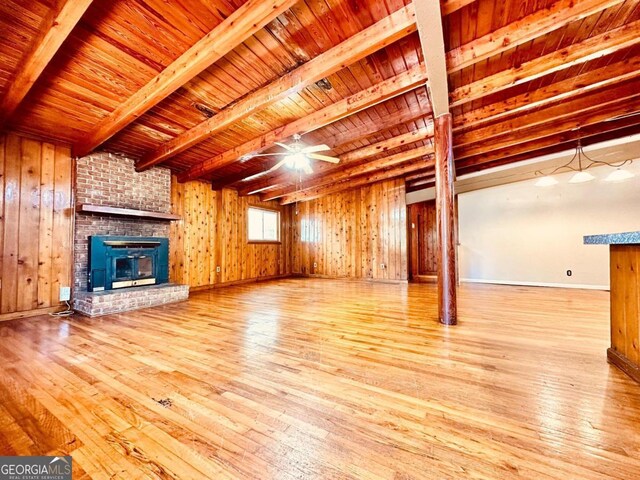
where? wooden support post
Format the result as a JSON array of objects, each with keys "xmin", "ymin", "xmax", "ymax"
[{"xmin": 434, "ymin": 113, "xmax": 457, "ymax": 325}]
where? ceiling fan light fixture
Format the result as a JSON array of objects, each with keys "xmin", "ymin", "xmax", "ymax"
[
  {"xmin": 568, "ymin": 171, "xmax": 595, "ymax": 184},
  {"xmin": 604, "ymin": 168, "xmax": 635, "ymax": 182},
  {"xmin": 534, "ymin": 176, "xmax": 559, "ymax": 187},
  {"xmin": 285, "ymin": 152, "xmax": 309, "ymax": 170}
]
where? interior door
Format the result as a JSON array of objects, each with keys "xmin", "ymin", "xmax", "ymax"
[{"xmin": 408, "ymin": 200, "xmax": 438, "ymax": 280}]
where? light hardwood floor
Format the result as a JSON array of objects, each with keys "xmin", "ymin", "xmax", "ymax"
[{"xmin": 1, "ymin": 279, "xmax": 639, "ymax": 479}]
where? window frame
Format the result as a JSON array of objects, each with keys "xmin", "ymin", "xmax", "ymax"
[{"xmin": 247, "ymin": 205, "xmax": 281, "ymax": 244}]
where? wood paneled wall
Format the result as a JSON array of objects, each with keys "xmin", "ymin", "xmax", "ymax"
[
  {"xmin": 291, "ymin": 179, "xmax": 407, "ymax": 281},
  {"xmin": 170, "ymin": 178, "xmax": 293, "ymax": 288},
  {"xmin": 0, "ymin": 133, "xmax": 73, "ymax": 317}
]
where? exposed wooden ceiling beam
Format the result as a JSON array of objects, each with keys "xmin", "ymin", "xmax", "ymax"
[
  {"xmin": 0, "ymin": 0, "xmax": 93, "ymax": 128},
  {"xmin": 441, "ymin": 0, "xmax": 475, "ymax": 16},
  {"xmin": 278, "ymin": 161, "xmax": 435, "ymax": 204},
  {"xmin": 455, "ymin": 103, "xmax": 640, "ymax": 168},
  {"xmin": 453, "ymin": 56, "xmax": 640, "ymax": 132},
  {"xmin": 236, "ymin": 126, "xmax": 434, "ymax": 195},
  {"xmin": 318, "ymin": 102, "xmax": 432, "ymax": 150},
  {"xmin": 406, "ymin": 120, "xmax": 640, "ymax": 188},
  {"xmin": 450, "ymin": 19, "xmax": 640, "ymax": 107},
  {"xmin": 339, "ymin": 128, "xmax": 433, "ymax": 162},
  {"xmin": 73, "ymin": 0, "xmax": 299, "ymax": 157},
  {"xmin": 178, "ymin": 62, "xmax": 428, "ymax": 182},
  {"xmin": 447, "ymin": 0, "xmax": 623, "ymax": 73},
  {"xmin": 405, "ymin": 170, "xmax": 432, "ymax": 182},
  {"xmin": 455, "ymin": 122, "xmax": 640, "ymax": 176},
  {"xmin": 407, "ymin": 178, "xmax": 435, "ymax": 191},
  {"xmin": 262, "ymin": 145, "xmax": 434, "ymax": 201},
  {"xmin": 455, "ymin": 80, "xmax": 640, "ymax": 148},
  {"xmin": 218, "ymin": 102, "xmax": 433, "ymax": 193},
  {"xmin": 415, "ymin": 0, "xmax": 449, "ymax": 117},
  {"xmin": 455, "ymin": 89, "xmax": 640, "ymax": 160},
  {"xmin": 136, "ymin": 4, "xmax": 418, "ymax": 171}
]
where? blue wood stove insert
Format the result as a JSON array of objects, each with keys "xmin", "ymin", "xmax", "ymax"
[{"xmin": 88, "ymin": 235, "xmax": 169, "ymax": 292}]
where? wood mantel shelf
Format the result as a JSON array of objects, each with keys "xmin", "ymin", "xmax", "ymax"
[{"xmin": 76, "ymin": 204, "xmax": 182, "ymax": 221}]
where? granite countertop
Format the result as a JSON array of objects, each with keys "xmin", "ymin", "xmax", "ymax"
[{"xmin": 584, "ymin": 231, "xmax": 640, "ymax": 245}]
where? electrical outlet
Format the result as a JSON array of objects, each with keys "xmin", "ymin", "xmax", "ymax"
[
  {"xmin": 216, "ymin": 265, "xmax": 221, "ymax": 273},
  {"xmin": 59, "ymin": 286, "xmax": 71, "ymax": 302},
  {"xmin": 313, "ymin": 262, "xmax": 317, "ymax": 268}
]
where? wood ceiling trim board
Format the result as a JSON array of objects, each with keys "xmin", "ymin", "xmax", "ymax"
[
  {"xmin": 278, "ymin": 160, "xmax": 435, "ymax": 204},
  {"xmin": 450, "ymin": 18, "xmax": 640, "ymax": 107},
  {"xmin": 262, "ymin": 144, "xmax": 434, "ymax": 201},
  {"xmin": 447, "ymin": 0, "xmax": 626, "ymax": 73},
  {"xmin": 0, "ymin": 0, "xmax": 94, "ymax": 128},
  {"xmin": 453, "ymin": 55, "xmax": 640, "ymax": 131},
  {"xmin": 73, "ymin": 0, "xmax": 300, "ymax": 157},
  {"xmin": 137, "ymin": 4, "xmax": 418, "ymax": 171},
  {"xmin": 455, "ymin": 93, "xmax": 640, "ymax": 161},
  {"xmin": 250, "ymin": 27, "xmax": 299, "ymax": 72},
  {"xmin": 236, "ymin": 126, "xmax": 434, "ymax": 195},
  {"xmin": 177, "ymin": 62, "xmax": 428, "ymax": 182}
]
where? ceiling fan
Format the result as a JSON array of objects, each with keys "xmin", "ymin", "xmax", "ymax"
[{"xmin": 249, "ymin": 134, "xmax": 339, "ymax": 175}]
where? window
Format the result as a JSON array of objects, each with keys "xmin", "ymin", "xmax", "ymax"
[{"xmin": 248, "ymin": 207, "xmax": 280, "ymax": 242}]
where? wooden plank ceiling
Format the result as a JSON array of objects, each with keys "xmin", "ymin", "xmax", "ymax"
[{"xmin": 1, "ymin": 0, "xmax": 639, "ymax": 202}]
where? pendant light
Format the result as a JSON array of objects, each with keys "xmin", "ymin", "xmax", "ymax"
[
  {"xmin": 534, "ymin": 129, "xmax": 633, "ymax": 186},
  {"xmin": 604, "ymin": 168, "xmax": 635, "ymax": 182},
  {"xmin": 534, "ymin": 176, "xmax": 559, "ymax": 187},
  {"xmin": 568, "ymin": 171, "xmax": 595, "ymax": 183}
]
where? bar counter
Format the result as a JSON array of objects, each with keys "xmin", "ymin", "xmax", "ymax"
[{"xmin": 585, "ymin": 231, "xmax": 640, "ymax": 383}]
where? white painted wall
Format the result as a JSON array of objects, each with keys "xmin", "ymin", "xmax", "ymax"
[{"xmin": 458, "ymin": 164, "xmax": 640, "ymax": 290}]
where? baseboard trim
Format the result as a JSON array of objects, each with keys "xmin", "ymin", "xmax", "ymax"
[
  {"xmin": 0, "ymin": 306, "xmax": 66, "ymax": 322},
  {"xmin": 608, "ymin": 348, "xmax": 640, "ymax": 384},
  {"xmin": 410, "ymin": 274, "xmax": 437, "ymax": 284},
  {"xmin": 460, "ymin": 278, "xmax": 609, "ymax": 291},
  {"xmin": 293, "ymin": 273, "xmax": 408, "ymax": 284},
  {"xmin": 189, "ymin": 274, "xmax": 292, "ymax": 292}
]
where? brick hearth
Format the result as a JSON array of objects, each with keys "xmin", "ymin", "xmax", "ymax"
[{"xmin": 74, "ymin": 283, "xmax": 189, "ymax": 317}]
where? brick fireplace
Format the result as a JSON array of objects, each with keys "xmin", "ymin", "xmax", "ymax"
[{"xmin": 73, "ymin": 152, "xmax": 188, "ymax": 316}]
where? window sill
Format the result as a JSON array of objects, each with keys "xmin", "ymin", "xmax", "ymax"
[{"xmin": 248, "ymin": 240, "xmax": 282, "ymax": 245}]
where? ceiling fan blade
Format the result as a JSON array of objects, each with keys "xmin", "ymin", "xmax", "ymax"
[
  {"xmin": 269, "ymin": 158, "xmax": 289, "ymax": 172},
  {"xmin": 308, "ymin": 153, "xmax": 340, "ymax": 163},
  {"xmin": 301, "ymin": 144, "xmax": 331, "ymax": 153},
  {"xmin": 251, "ymin": 152, "xmax": 289, "ymax": 157},
  {"xmin": 303, "ymin": 163, "xmax": 313, "ymax": 174},
  {"xmin": 274, "ymin": 142, "xmax": 294, "ymax": 151},
  {"xmin": 241, "ymin": 171, "xmax": 269, "ymax": 182}
]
